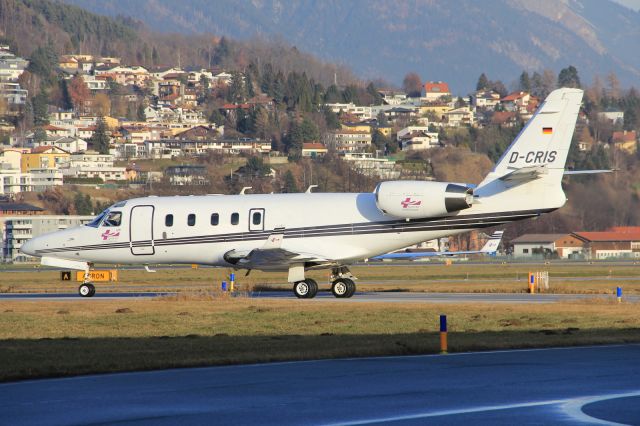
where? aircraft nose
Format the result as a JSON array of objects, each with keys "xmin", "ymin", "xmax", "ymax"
[{"xmin": 20, "ymin": 238, "xmax": 37, "ymax": 256}]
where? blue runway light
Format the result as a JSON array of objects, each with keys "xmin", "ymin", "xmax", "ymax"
[
  {"xmin": 222, "ymin": 281, "xmax": 227, "ymax": 291},
  {"xmin": 440, "ymin": 314, "xmax": 447, "ymax": 333}
]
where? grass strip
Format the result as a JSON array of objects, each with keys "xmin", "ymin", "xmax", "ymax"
[{"xmin": 1, "ymin": 297, "xmax": 639, "ymax": 382}]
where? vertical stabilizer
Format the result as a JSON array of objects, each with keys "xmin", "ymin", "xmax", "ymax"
[{"xmin": 479, "ymin": 88, "xmax": 583, "ymax": 188}]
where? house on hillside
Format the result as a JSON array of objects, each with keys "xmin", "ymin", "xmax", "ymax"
[
  {"xmin": 472, "ymin": 90, "xmax": 501, "ymax": 109},
  {"xmin": 511, "ymin": 234, "xmax": 585, "ymax": 258},
  {"xmin": 423, "ymin": 81, "xmax": 451, "ymax": 102},
  {"xmin": 302, "ymin": 143, "xmax": 328, "ymax": 158},
  {"xmin": 175, "ymin": 126, "xmax": 220, "ymax": 141},
  {"xmin": 572, "ymin": 231, "xmax": 640, "ymax": 259},
  {"xmin": 611, "ymin": 130, "xmax": 637, "ymax": 154},
  {"xmin": 21, "ymin": 146, "xmax": 70, "ymax": 172}
]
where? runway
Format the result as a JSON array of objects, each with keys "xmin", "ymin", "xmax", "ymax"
[
  {"xmin": 1, "ymin": 290, "xmax": 637, "ymax": 303},
  {"xmin": 1, "ymin": 344, "xmax": 639, "ymax": 425}
]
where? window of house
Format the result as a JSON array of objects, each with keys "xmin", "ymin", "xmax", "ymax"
[
  {"xmin": 523, "ymin": 248, "xmax": 529, "ymax": 254},
  {"xmin": 231, "ymin": 213, "xmax": 239, "ymax": 225},
  {"xmin": 165, "ymin": 214, "xmax": 173, "ymax": 227},
  {"xmin": 188, "ymin": 214, "xmax": 196, "ymax": 226},
  {"xmin": 211, "ymin": 213, "xmax": 219, "ymax": 226}
]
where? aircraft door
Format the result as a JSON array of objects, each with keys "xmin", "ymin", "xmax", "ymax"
[
  {"xmin": 130, "ymin": 205, "xmax": 155, "ymax": 255},
  {"xmin": 249, "ymin": 208, "xmax": 265, "ymax": 232}
]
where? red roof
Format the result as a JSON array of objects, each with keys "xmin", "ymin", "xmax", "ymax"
[
  {"xmin": 222, "ymin": 103, "xmax": 251, "ymax": 109},
  {"xmin": 501, "ymin": 91, "xmax": 529, "ymax": 102},
  {"xmin": 424, "ymin": 81, "xmax": 450, "ymax": 93},
  {"xmin": 612, "ymin": 131, "xmax": 637, "ymax": 143},
  {"xmin": 302, "ymin": 143, "xmax": 326, "ymax": 150},
  {"xmin": 31, "ymin": 146, "xmax": 69, "ymax": 154},
  {"xmin": 574, "ymin": 232, "xmax": 640, "ymax": 242},
  {"xmin": 609, "ymin": 226, "xmax": 640, "ymax": 233},
  {"xmin": 43, "ymin": 125, "xmax": 65, "ymax": 131},
  {"xmin": 491, "ymin": 111, "xmax": 517, "ymax": 125}
]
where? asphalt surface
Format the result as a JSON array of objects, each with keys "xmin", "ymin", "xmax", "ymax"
[
  {"xmin": 1, "ymin": 344, "xmax": 639, "ymax": 425},
  {"xmin": 1, "ymin": 290, "xmax": 636, "ymax": 304}
]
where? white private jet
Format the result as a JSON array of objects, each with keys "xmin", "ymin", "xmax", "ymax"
[
  {"xmin": 372, "ymin": 230, "xmax": 503, "ymax": 260},
  {"xmin": 22, "ymin": 88, "xmax": 585, "ymax": 299}
]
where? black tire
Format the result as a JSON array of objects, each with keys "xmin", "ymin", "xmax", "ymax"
[
  {"xmin": 306, "ymin": 279, "xmax": 318, "ymax": 299},
  {"xmin": 293, "ymin": 280, "xmax": 310, "ymax": 299},
  {"xmin": 331, "ymin": 279, "xmax": 349, "ymax": 298},
  {"xmin": 78, "ymin": 283, "xmax": 94, "ymax": 297},
  {"xmin": 344, "ymin": 279, "xmax": 356, "ymax": 298}
]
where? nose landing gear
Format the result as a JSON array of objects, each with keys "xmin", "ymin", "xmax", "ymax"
[
  {"xmin": 78, "ymin": 269, "xmax": 96, "ymax": 297},
  {"xmin": 78, "ymin": 282, "xmax": 96, "ymax": 297}
]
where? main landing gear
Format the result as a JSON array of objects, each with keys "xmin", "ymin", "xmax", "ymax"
[{"xmin": 291, "ymin": 266, "xmax": 357, "ymax": 299}]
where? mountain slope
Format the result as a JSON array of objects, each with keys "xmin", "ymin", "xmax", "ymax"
[{"xmin": 61, "ymin": 0, "xmax": 640, "ymax": 93}]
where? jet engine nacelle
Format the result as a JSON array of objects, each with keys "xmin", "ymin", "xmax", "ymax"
[{"xmin": 374, "ymin": 181, "xmax": 474, "ymax": 219}]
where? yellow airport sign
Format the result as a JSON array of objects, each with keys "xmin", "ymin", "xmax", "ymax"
[{"xmin": 74, "ymin": 270, "xmax": 118, "ymax": 282}]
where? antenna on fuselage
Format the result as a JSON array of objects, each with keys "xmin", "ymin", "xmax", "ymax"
[
  {"xmin": 305, "ymin": 185, "xmax": 318, "ymax": 193},
  {"xmin": 239, "ymin": 187, "xmax": 252, "ymax": 194}
]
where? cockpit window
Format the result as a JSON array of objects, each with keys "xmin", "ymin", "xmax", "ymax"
[
  {"xmin": 103, "ymin": 211, "xmax": 122, "ymax": 227},
  {"xmin": 86, "ymin": 210, "xmax": 107, "ymax": 228}
]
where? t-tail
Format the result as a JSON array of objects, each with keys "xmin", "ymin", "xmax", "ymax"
[
  {"xmin": 475, "ymin": 88, "xmax": 584, "ymax": 212},
  {"xmin": 480, "ymin": 230, "xmax": 504, "ymax": 254}
]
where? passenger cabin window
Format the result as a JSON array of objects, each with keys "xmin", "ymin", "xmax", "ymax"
[
  {"xmin": 252, "ymin": 211, "xmax": 262, "ymax": 226},
  {"xmin": 231, "ymin": 212, "xmax": 239, "ymax": 225},
  {"xmin": 211, "ymin": 213, "xmax": 219, "ymax": 226},
  {"xmin": 165, "ymin": 214, "xmax": 173, "ymax": 227},
  {"xmin": 188, "ymin": 214, "xmax": 196, "ymax": 226},
  {"xmin": 102, "ymin": 211, "xmax": 122, "ymax": 227}
]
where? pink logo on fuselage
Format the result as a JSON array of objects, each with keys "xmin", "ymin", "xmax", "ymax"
[
  {"xmin": 101, "ymin": 229, "xmax": 120, "ymax": 240},
  {"xmin": 401, "ymin": 197, "xmax": 422, "ymax": 209}
]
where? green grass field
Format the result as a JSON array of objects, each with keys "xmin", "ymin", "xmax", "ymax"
[
  {"xmin": 1, "ymin": 296, "xmax": 639, "ymax": 382},
  {"xmin": 1, "ymin": 261, "xmax": 639, "ymax": 382}
]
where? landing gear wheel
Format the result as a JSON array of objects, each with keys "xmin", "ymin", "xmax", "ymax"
[
  {"xmin": 293, "ymin": 279, "xmax": 318, "ymax": 299},
  {"xmin": 332, "ymin": 279, "xmax": 349, "ymax": 298},
  {"xmin": 344, "ymin": 279, "xmax": 356, "ymax": 298},
  {"xmin": 79, "ymin": 283, "xmax": 95, "ymax": 298},
  {"xmin": 293, "ymin": 280, "xmax": 309, "ymax": 299}
]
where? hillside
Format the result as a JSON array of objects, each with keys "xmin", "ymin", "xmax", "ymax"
[
  {"xmin": 0, "ymin": 0, "xmax": 356, "ymax": 87},
  {"xmin": 62, "ymin": 0, "xmax": 640, "ymax": 93}
]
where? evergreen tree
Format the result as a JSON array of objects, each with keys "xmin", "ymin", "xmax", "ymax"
[
  {"xmin": 27, "ymin": 45, "xmax": 58, "ymax": 86},
  {"xmin": 476, "ymin": 73, "xmax": 489, "ymax": 91},
  {"xmin": 227, "ymin": 71, "xmax": 247, "ymax": 103},
  {"xmin": 32, "ymin": 89, "xmax": 50, "ymax": 126},
  {"xmin": 366, "ymin": 82, "xmax": 384, "ymax": 105},
  {"xmin": 74, "ymin": 193, "xmax": 93, "ymax": 215},
  {"xmin": 324, "ymin": 84, "xmax": 342, "ymax": 103},
  {"xmin": 90, "ymin": 118, "xmax": 110, "ymax": 154},
  {"xmin": 519, "ymin": 71, "xmax": 531, "ymax": 92},
  {"xmin": 558, "ymin": 66, "xmax": 581, "ymax": 88},
  {"xmin": 283, "ymin": 170, "xmax": 298, "ymax": 193},
  {"xmin": 324, "ymin": 107, "xmax": 341, "ymax": 129}
]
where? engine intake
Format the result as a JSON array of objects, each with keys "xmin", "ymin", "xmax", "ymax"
[{"xmin": 374, "ymin": 181, "xmax": 473, "ymax": 219}]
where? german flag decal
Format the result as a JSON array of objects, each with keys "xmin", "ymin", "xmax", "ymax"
[{"xmin": 542, "ymin": 127, "xmax": 553, "ymax": 134}]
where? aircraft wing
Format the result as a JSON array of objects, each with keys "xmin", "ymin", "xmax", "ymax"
[
  {"xmin": 372, "ymin": 231, "xmax": 504, "ymax": 260},
  {"xmin": 223, "ymin": 228, "xmax": 330, "ymax": 270}
]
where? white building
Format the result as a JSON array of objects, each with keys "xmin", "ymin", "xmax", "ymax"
[
  {"xmin": 324, "ymin": 103, "xmax": 373, "ymax": 120},
  {"xmin": 323, "ymin": 130, "xmax": 372, "ymax": 153},
  {"xmin": 340, "ymin": 152, "xmax": 400, "ymax": 179},
  {"xmin": 0, "ymin": 168, "xmax": 63, "ymax": 195},
  {"xmin": 1, "ymin": 214, "xmax": 93, "ymax": 262},
  {"xmin": 59, "ymin": 152, "xmax": 127, "ymax": 181},
  {"xmin": 32, "ymin": 136, "xmax": 88, "ymax": 153}
]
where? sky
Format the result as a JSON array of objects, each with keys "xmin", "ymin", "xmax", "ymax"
[{"xmin": 612, "ymin": 0, "xmax": 640, "ymax": 10}]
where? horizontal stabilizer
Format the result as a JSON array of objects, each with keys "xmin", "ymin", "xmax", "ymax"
[
  {"xmin": 563, "ymin": 169, "xmax": 615, "ymax": 175},
  {"xmin": 499, "ymin": 165, "xmax": 548, "ymax": 183}
]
